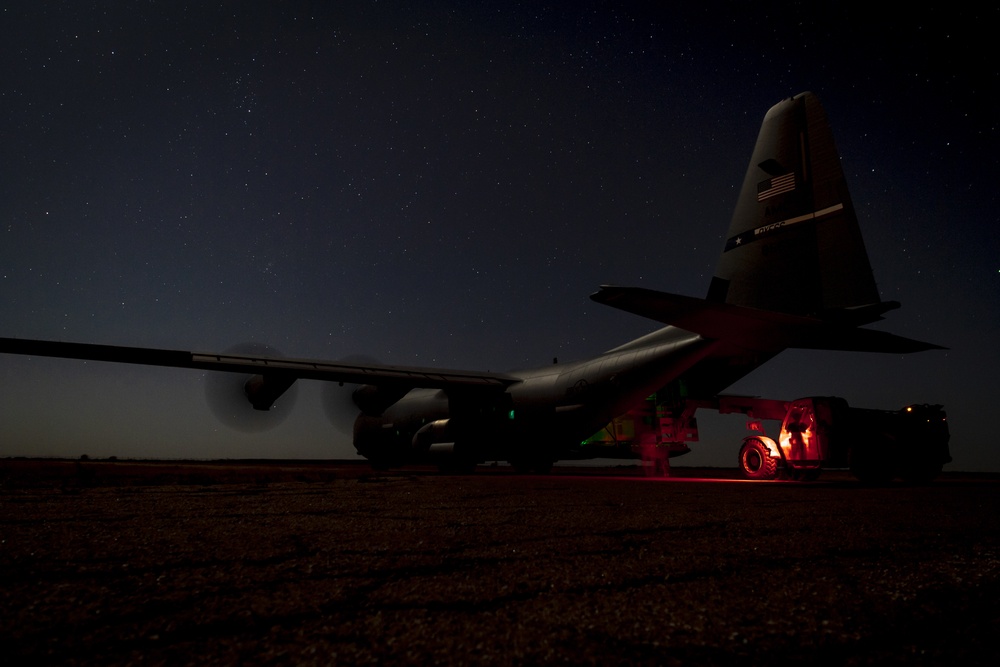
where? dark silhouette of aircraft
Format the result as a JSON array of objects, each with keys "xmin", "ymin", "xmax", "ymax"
[{"xmin": 0, "ymin": 92, "xmax": 941, "ymax": 471}]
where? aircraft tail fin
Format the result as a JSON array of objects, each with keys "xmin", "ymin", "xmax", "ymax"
[
  {"xmin": 592, "ymin": 92, "xmax": 943, "ymax": 355},
  {"xmin": 706, "ymin": 92, "xmax": 882, "ymax": 319}
]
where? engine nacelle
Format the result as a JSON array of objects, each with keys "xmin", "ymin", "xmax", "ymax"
[
  {"xmin": 243, "ymin": 373, "xmax": 296, "ymax": 411},
  {"xmin": 411, "ymin": 419, "xmax": 452, "ymax": 452}
]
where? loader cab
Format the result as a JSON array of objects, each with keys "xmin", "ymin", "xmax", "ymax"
[{"xmin": 777, "ymin": 397, "xmax": 842, "ymax": 467}]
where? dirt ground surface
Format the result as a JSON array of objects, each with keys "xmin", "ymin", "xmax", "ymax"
[{"xmin": 2, "ymin": 460, "xmax": 999, "ymax": 665}]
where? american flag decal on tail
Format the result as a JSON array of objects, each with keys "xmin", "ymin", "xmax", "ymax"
[{"xmin": 757, "ymin": 173, "xmax": 795, "ymax": 201}]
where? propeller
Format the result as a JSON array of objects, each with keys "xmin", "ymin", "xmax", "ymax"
[
  {"xmin": 321, "ymin": 354, "xmax": 378, "ymax": 434},
  {"xmin": 204, "ymin": 342, "xmax": 299, "ymax": 433}
]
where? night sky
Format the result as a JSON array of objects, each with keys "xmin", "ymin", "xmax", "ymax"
[{"xmin": 2, "ymin": 2, "xmax": 997, "ymax": 470}]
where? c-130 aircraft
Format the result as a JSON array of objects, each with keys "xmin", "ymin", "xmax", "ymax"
[{"xmin": 0, "ymin": 92, "xmax": 941, "ymax": 472}]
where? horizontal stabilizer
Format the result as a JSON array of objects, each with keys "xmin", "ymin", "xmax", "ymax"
[
  {"xmin": 591, "ymin": 285, "xmax": 944, "ymax": 354},
  {"xmin": 792, "ymin": 327, "xmax": 947, "ymax": 354}
]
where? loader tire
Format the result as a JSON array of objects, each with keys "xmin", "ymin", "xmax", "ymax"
[
  {"xmin": 739, "ymin": 438, "xmax": 778, "ymax": 480},
  {"xmin": 898, "ymin": 459, "xmax": 942, "ymax": 485},
  {"xmin": 849, "ymin": 445, "xmax": 893, "ymax": 485}
]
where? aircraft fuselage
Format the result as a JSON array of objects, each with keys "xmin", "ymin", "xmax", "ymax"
[{"xmin": 353, "ymin": 326, "xmax": 721, "ymax": 468}]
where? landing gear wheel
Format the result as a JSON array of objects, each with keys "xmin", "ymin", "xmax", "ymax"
[
  {"xmin": 510, "ymin": 458, "xmax": 553, "ymax": 474},
  {"xmin": 438, "ymin": 458, "xmax": 477, "ymax": 474},
  {"xmin": 533, "ymin": 460, "xmax": 554, "ymax": 475},
  {"xmin": 739, "ymin": 438, "xmax": 778, "ymax": 480}
]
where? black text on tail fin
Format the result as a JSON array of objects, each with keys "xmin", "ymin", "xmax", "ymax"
[{"xmin": 707, "ymin": 92, "xmax": 881, "ymax": 318}]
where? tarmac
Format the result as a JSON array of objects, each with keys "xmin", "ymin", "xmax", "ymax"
[{"xmin": 2, "ymin": 460, "xmax": 999, "ymax": 665}]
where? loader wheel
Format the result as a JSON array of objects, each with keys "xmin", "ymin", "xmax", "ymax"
[
  {"xmin": 848, "ymin": 445, "xmax": 892, "ymax": 485},
  {"xmin": 898, "ymin": 462, "xmax": 942, "ymax": 485},
  {"xmin": 739, "ymin": 438, "xmax": 778, "ymax": 480}
]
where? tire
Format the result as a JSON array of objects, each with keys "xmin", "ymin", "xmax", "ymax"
[
  {"xmin": 510, "ymin": 458, "xmax": 553, "ymax": 474},
  {"xmin": 739, "ymin": 438, "xmax": 778, "ymax": 480},
  {"xmin": 848, "ymin": 445, "xmax": 893, "ymax": 485},
  {"xmin": 533, "ymin": 460, "xmax": 554, "ymax": 475},
  {"xmin": 438, "ymin": 460, "xmax": 477, "ymax": 474},
  {"xmin": 898, "ymin": 461, "xmax": 942, "ymax": 485},
  {"xmin": 850, "ymin": 465, "xmax": 892, "ymax": 485}
]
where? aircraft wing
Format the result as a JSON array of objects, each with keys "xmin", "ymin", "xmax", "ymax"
[
  {"xmin": 590, "ymin": 286, "xmax": 945, "ymax": 354},
  {"xmin": 0, "ymin": 337, "xmax": 519, "ymax": 389}
]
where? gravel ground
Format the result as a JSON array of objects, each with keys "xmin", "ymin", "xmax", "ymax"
[{"xmin": 2, "ymin": 464, "xmax": 999, "ymax": 665}]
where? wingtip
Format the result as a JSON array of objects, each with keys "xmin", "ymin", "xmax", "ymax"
[{"xmin": 589, "ymin": 284, "xmax": 619, "ymax": 302}]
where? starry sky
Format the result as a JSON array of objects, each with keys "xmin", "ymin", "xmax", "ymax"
[{"xmin": 2, "ymin": 2, "xmax": 997, "ymax": 470}]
